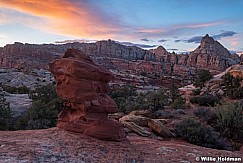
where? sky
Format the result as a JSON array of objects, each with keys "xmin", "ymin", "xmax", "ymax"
[{"xmin": 0, "ymin": 0, "xmax": 243, "ymax": 54}]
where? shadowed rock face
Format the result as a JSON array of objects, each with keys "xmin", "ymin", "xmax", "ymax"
[{"xmin": 49, "ymin": 49, "xmax": 126, "ymax": 141}]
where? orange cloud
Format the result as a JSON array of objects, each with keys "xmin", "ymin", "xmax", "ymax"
[
  {"xmin": 0, "ymin": 1, "xmax": 229, "ymax": 43},
  {"xmin": 0, "ymin": 0, "xmax": 123, "ymax": 39}
]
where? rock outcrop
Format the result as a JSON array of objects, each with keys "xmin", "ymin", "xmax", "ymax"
[
  {"xmin": 0, "ymin": 35, "xmax": 240, "ymax": 88},
  {"xmin": 199, "ymin": 64, "xmax": 243, "ymax": 95},
  {"xmin": 49, "ymin": 49, "xmax": 126, "ymax": 141},
  {"xmin": 188, "ymin": 34, "xmax": 239, "ymax": 71},
  {"xmin": 148, "ymin": 119, "xmax": 175, "ymax": 138}
]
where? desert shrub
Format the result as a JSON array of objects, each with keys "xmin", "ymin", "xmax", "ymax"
[
  {"xmin": 140, "ymin": 71, "xmax": 148, "ymax": 77},
  {"xmin": 117, "ymin": 96, "xmax": 149, "ymax": 114},
  {"xmin": 193, "ymin": 69, "xmax": 213, "ymax": 88},
  {"xmin": 29, "ymin": 83, "xmax": 58, "ymax": 103},
  {"xmin": 14, "ymin": 84, "xmax": 63, "ymax": 130},
  {"xmin": 221, "ymin": 73, "xmax": 243, "ymax": 99},
  {"xmin": 1, "ymin": 85, "xmax": 30, "ymax": 94},
  {"xmin": 193, "ymin": 107, "xmax": 217, "ymax": 125},
  {"xmin": 109, "ymin": 85, "xmax": 140, "ymax": 113},
  {"xmin": 27, "ymin": 119, "xmax": 51, "ymax": 129},
  {"xmin": 145, "ymin": 88, "xmax": 169, "ymax": 111},
  {"xmin": 175, "ymin": 118, "xmax": 230, "ymax": 150},
  {"xmin": 190, "ymin": 94, "xmax": 219, "ymax": 106},
  {"xmin": 109, "ymin": 85, "xmax": 137, "ymax": 99},
  {"xmin": 168, "ymin": 81, "xmax": 180, "ymax": 102},
  {"xmin": 215, "ymin": 102, "xmax": 243, "ymax": 139},
  {"xmin": 192, "ymin": 88, "xmax": 201, "ymax": 95},
  {"xmin": 13, "ymin": 113, "xmax": 28, "ymax": 130},
  {"xmin": 1, "ymin": 85, "xmax": 17, "ymax": 94},
  {"xmin": 109, "ymin": 86, "xmax": 169, "ymax": 113},
  {"xmin": 155, "ymin": 110, "xmax": 174, "ymax": 119},
  {"xmin": 171, "ymin": 97, "xmax": 185, "ymax": 109},
  {"xmin": 17, "ymin": 86, "xmax": 30, "ymax": 94},
  {"xmin": 0, "ymin": 95, "xmax": 12, "ymax": 130}
]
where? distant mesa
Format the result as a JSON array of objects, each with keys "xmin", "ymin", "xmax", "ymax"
[
  {"xmin": 0, "ymin": 34, "xmax": 240, "ymax": 82},
  {"xmin": 49, "ymin": 49, "xmax": 126, "ymax": 141}
]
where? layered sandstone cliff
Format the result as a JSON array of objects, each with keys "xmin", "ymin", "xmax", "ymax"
[
  {"xmin": 187, "ymin": 34, "xmax": 239, "ymax": 70},
  {"xmin": 0, "ymin": 35, "xmax": 240, "ymax": 77}
]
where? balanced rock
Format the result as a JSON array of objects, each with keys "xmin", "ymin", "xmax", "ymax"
[{"xmin": 49, "ymin": 49, "xmax": 126, "ymax": 141}]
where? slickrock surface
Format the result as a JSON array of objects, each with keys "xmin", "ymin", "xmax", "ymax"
[
  {"xmin": 4, "ymin": 93, "xmax": 32, "ymax": 117},
  {"xmin": 0, "ymin": 128, "xmax": 242, "ymax": 163},
  {"xmin": 49, "ymin": 49, "xmax": 125, "ymax": 141}
]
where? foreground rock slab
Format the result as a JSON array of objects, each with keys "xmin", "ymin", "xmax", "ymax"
[
  {"xmin": 49, "ymin": 49, "xmax": 125, "ymax": 141},
  {"xmin": 0, "ymin": 128, "xmax": 242, "ymax": 163}
]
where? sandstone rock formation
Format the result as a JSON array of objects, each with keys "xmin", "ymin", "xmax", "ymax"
[
  {"xmin": 0, "ymin": 35, "xmax": 240, "ymax": 88},
  {"xmin": 0, "ymin": 42, "xmax": 85, "ymax": 71},
  {"xmin": 1, "ymin": 35, "xmax": 239, "ymax": 74},
  {"xmin": 197, "ymin": 64, "xmax": 243, "ymax": 95},
  {"xmin": 49, "ymin": 49, "xmax": 126, "ymax": 141},
  {"xmin": 119, "ymin": 114, "xmax": 149, "ymax": 127},
  {"xmin": 188, "ymin": 34, "xmax": 239, "ymax": 71},
  {"xmin": 148, "ymin": 119, "xmax": 175, "ymax": 138}
]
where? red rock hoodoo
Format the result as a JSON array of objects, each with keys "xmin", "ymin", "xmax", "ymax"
[{"xmin": 49, "ymin": 49, "xmax": 126, "ymax": 141}]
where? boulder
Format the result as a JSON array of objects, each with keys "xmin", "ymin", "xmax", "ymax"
[
  {"xmin": 49, "ymin": 49, "xmax": 126, "ymax": 141},
  {"xmin": 122, "ymin": 122, "xmax": 151, "ymax": 137},
  {"xmin": 148, "ymin": 119, "xmax": 175, "ymax": 138},
  {"xmin": 157, "ymin": 119, "xmax": 170, "ymax": 125},
  {"xmin": 119, "ymin": 114, "xmax": 149, "ymax": 127}
]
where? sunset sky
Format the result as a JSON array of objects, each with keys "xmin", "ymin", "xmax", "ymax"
[{"xmin": 0, "ymin": 0, "xmax": 242, "ymax": 54}]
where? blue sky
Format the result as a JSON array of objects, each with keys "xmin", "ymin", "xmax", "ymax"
[{"xmin": 0, "ymin": 0, "xmax": 242, "ymax": 54}]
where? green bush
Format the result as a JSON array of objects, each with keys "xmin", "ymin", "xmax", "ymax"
[
  {"xmin": 171, "ymin": 97, "xmax": 185, "ymax": 109},
  {"xmin": 13, "ymin": 113, "xmax": 28, "ymax": 130},
  {"xmin": 193, "ymin": 69, "xmax": 213, "ymax": 88},
  {"xmin": 1, "ymin": 85, "xmax": 17, "ymax": 94},
  {"xmin": 193, "ymin": 108, "xmax": 217, "ymax": 125},
  {"xmin": 29, "ymin": 83, "xmax": 58, "ymax": 103},
  {"xmin": 17, "ymin": 86, "xmax": 30, "ymax": 94},
  {"xmin": 190, "ymin": 94, "xmax": 220, "ymax": 106},
  {"xmin": 215, "ymin": 102, "xmax": 243, "ymax": 139},
  {"xmin": 0, "ymin": 95, "xmax": 12, "ymax": 130},
  {"xmin": 192, "ymin": 88, "xmax": 201, "ymax": 95},
  {"xmin": 13, "ymin": 84, "xmax": 63, "ymax": 130},
  {"xmin": 175, "ymin": 118, "xmax": 230, "ymax": 150},
  {"xmin": 1, "ymin": 85, "xmax": 30, "ymax": 94},
  {"xmin": 145, "ymin": 88, "xmax": 169, "ymax": 111},
  {"xmin": 109, "ymin": 86, "xmax": 169, "ymax": 113},
  {"xmin": 221, "ymin": 73, "xmax": 243, "ymax": 99},
  {"xmin": 140, "ymin": 71, "xmax": 148, "ymax": 77}
]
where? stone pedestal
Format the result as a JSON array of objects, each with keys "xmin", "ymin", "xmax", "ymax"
[{"xmin": 49, "ymin": 49, "xmax": 126, "ymax": 141}]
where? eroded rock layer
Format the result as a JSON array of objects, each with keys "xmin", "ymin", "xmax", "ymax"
[{"xmin": 49, "ymin": 49, "xmax": 125, "ymax": 141}]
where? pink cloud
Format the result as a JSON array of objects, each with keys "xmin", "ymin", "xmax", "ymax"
[{"xmin": 176, "ymin": 21, "xmax": 223, "ymax": 29}]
